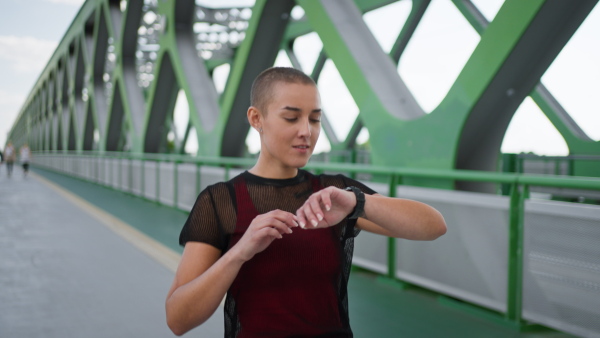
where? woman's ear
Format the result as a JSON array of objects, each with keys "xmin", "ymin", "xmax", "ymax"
[{"xmin": 247, "ymin": 106, "xmax": 262, "ymax": 132}]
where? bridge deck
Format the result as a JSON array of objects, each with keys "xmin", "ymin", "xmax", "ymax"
[{"xmin": 0, "ymin": 166, "xmax": 573, "ymax": 337}]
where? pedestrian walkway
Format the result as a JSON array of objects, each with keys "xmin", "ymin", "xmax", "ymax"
[
  {"xmin": 0, "ymin": 169, "xmax": 222, "ymax": 337},
  {"xmin": 0, "ymin": 166, "xmax": 574, "ymax": 337}
]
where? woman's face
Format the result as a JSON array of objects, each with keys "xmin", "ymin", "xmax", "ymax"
[{"xmin": 259, "ymin": 82, "xmax": 321, "ymax": 171}]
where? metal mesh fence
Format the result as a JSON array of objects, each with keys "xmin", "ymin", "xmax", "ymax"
[
  {"xmin": 394, "ymin": 186, "xmax": 510, "ymax": 312},
  {"xmin": 523, "ymin": 199, "xmax": 600, "ymax": 338}
]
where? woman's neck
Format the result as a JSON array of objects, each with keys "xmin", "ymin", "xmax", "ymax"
[{"xmin": 249, "ymin": 158, "xmax": 298, "ymax": 179}]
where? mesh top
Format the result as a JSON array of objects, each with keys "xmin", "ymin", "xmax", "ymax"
[{"xmin": 179, "ymin": 170, "xmax": 375, "ymax": 337}]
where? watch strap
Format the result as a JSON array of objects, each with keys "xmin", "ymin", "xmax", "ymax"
[{"xmin": 345, "ymin": 186, "xmax": 365, "ymax": 219}]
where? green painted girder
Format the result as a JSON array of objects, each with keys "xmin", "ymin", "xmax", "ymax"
[
  {"xmin": 298, "ymin": 0, "xmax": 424, "ymax": 147},
  {"xmin": 89, "ymin": 1, "xmax": 113, "ymax": 151},
  {"xmin": 77, "ymin": 30, "xmax": 97, "ymax": 151},
  {"xmin": 10, "ymin": 0, "xmax": 251, "ymax": 156},
  {"xmin": 454, "ymin": 0, "xmax": 597, "ymax": 191},
  {"xmin": 310, "ymin": 50, "xmax": 327, "ymax": 80},
  {"xmin": 47, "ymin": 65, "xmax": 56, "ymax": 149},
  {"xmin": 390, "ymin": 0, "xmax": 430, "ymax": 63},
  {"xmin": 216, "ymin": 0, "xmax": 296, "ymax": 157},
  {"xmin": 73, "ymin": 34, "xmax": 87, "ymax": 148},
  {"xmin": 105, "ymin": 0, "xmax": 141, "ymax": 152},
  {"xmin": 283, "ymin": 0, "xmax": 397, "ymax": 42},
  {"xmin": 6, "ymin": 0, "xmax": 599, "ymax": 184},
  {"xmin": 296, "ymin": 0, "xmax": 426, "ymax": 162},
  {"xmin": 530, "ymin": 87, "xmax": 600, "ymax": 177},
  {"xmin": 287, "ymin": 0, "xmax": 429, "ymax": 154},
  {"xmin": 178, "ymin": 122, "xmax": 193, "ymax": 155},
  {"xmin": 283, "ymin": 0, "xmax": 418, "ymax": 153},
  {"xmin": 59, "ymin": 52, "xmax": 73, "ymax": 152},
  {"xmin": 141, "ymin": 0, "xmax": 223, "ymax": 155},
  {"xmin": 453, "ymin": 0, "xmax": 600, "ymax": 178},
  {"xmin": 451, "ymin": 0, "xmax": 487, "ymax": 35},
  {"xmin": 299, "ymin": 0, "xmax": 597, "ymax": 189},
  {"xmin": 341, "ymin": 118, "xmax": 364, "ymax": 150}
]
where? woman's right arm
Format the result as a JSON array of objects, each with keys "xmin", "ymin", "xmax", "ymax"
[
  {"xmin": 165, "ymin": 210, "xmax": 298, "ymax": 336},
  {"xmin": 165, "ymin": 242, "xmax": 242, "ymax": 336}
]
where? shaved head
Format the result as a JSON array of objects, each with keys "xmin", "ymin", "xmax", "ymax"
[{"xmin": 251, "ymin": 67, "xmax": 316, "ymax": 114}]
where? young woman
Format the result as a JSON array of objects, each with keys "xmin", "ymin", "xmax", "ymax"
[{"xmin": 166, "ymin": 67, "xmax": 447, "ymax": 337}]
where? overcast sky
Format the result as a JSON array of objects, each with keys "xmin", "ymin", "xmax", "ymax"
[
  {"xmin": 0, "ymin": 0, "xmax": 83, "ymax": 148},
  {"xmin": 1, "ymin": 0, "xmax": 598, "ymax": 156}
]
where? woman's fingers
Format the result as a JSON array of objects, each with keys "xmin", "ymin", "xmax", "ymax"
[
  {"xmin": 252, "ymin": 210, "xmax": 298, "ymax": 234},
  {"xmin": 236, "ymin": 210, "xmax": 300, "ymax": 260},
  {"xmin": 320, "ymin": 190, "xmax": 332, "ymax": 212},
  {"xmin": 270, "ymin": 218, "xmax": 293, "ymax": 234},
  {"xmin": 255, "ymin": 218, "xmax": 291, "ymax": 235},
  {"xmin": 307, "ymin": 197, "xmax": 325, "ymax": 227},
  {"xmin": 296, "ymin": 191, "xmax": 328, "ymax": 228},
  {"xmin": 269, "ymin": 210, "xmax": 299, "ymax": 231},
  {"xmin": 296, "ymin": 207, "xmax": 308, "ymax": 229},
  {"xmin": 296, "ymin": 187, "xmax": 345, "ymax": 229},
  {"xmin": 308, "ymin": 194, "xmax": 325, "ymax": 227},
  {"xmin": 258, "ymin": 226, "xmax": 283, "ymax": 239}
]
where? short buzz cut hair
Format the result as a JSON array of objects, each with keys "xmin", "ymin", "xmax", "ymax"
[{"xmin": 250, "ymin": 67, "xmax": 316, "ymax": 114}]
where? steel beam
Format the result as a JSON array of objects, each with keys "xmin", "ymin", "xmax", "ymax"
[
  {"xmin": 5, "ymin": 0, "xmax": 599, "ymax": 187},
  {"xmin": 455, "ymin": 0, "xmax": 597, "ymax": 191},
  {"xmin": 217, "ymin": 0, "xmax": 296, "ymax": 157}
]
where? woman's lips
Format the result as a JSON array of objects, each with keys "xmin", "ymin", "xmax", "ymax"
[{"xmin": 293, "ymin": 145, "xmax": 310, "ymax": 153}]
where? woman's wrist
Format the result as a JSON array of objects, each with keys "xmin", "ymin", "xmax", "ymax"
[
  {"xmin": 344, "ymin": 186, "xmax": 365, "ymax": 219},
  {"xmin": 225, "ymin": 245, "xmax": 251, "ymax": 265}
]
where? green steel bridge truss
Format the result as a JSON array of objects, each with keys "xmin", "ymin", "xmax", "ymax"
[{"xmin": 7, "ymin": 0, "xmax": 600, "ymax": 187}]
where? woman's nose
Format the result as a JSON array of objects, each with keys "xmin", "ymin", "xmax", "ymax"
[{"xmin": 298, "ymin": 119, "xmax": 311, "ymax": 137}]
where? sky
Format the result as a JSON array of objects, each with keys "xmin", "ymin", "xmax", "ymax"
[
  {"xmin": 0, "ymin": 0, "xmax": 84, "ymax": 148},
  {"xmin": 1, "ymin": 0, "xmax": 599, "ymax": 156}
]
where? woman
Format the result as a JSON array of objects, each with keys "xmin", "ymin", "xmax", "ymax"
[{"xmin": 166, "ymin": 67, "xmax": 447, "ymax": 337}]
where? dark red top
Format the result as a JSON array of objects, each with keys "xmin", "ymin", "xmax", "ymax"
[{"xmin": 180, "ymin": 170, "xmax": 375, "ymax": 337}]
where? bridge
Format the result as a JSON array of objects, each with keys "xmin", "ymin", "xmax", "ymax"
[{"xmin": 3, "ymin": 0, "xmax": 600, "ymax": 337}]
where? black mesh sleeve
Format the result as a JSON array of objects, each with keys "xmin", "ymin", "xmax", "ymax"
[
  {"xmin": 179, "ymin": 184, "xmax": 228, "ymax": 250},
  {"xmin": 319, "ymin": 174, "xmax": 377, "ymax": 196},
  {"xmin": 339, "ymin": 176, "xmax": 377, "ymax": 196}
]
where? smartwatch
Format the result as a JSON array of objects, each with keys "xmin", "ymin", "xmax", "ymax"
[{"xmin": 345, "ymin": 186, "xmax": 365, "ymax": 219}]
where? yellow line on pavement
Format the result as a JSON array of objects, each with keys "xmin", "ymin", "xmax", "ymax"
[{"xmin": 32, "ymin": 172, "xmax": 181, "ymax": 273}]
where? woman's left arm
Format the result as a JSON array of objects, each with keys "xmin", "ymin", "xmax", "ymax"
[
  {"xmin": 356, "ymin": 194, "xmax": 446, "ymax": 240},
  {"xmin": 296, "ymin": 188, "xmax": 447, "ymax": 241}
]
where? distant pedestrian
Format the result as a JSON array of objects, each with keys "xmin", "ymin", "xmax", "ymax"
[
  {"xmin": 20, "ymin": 144, "xmax": 31, "ymax": 177},
  {"xmin": 4, "ymin": 141, "xmax": 16, "ymax": 178}
]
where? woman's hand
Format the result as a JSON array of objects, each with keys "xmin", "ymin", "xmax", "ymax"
[
  {"xmin": 295, "ymin": 186, "xmax": 356, "ymax": 229},
  {"xmin": 232, "ymin": 209, "xmax": 299, "ymax": 262}
]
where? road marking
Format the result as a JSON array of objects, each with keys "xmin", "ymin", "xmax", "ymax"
[{"xmin": 32, "ymin": 172, "xmax": 181, "ymax": 273}]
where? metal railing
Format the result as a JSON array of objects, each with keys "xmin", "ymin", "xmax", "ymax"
[{"xmin": 31, "ymin": 151, "xmax": 600, "ymax": 334}]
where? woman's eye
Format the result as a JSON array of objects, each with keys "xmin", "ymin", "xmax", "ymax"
[
  {"xmin": 284, "ymin": 118, "xmax": 297, "ymax": 122},
  {"xmin": 310, "ymin": 119, "xmax": 321, "ymax": 123}
]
